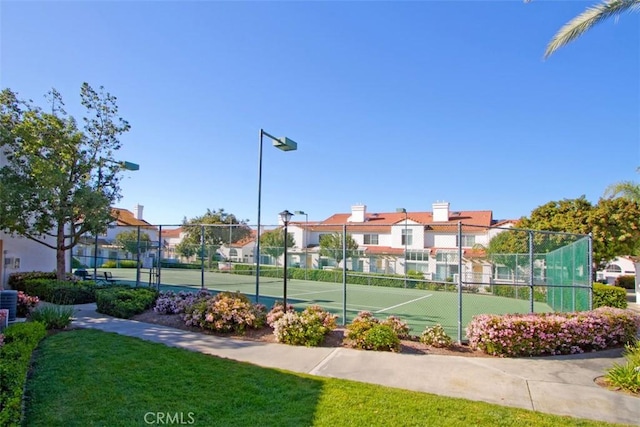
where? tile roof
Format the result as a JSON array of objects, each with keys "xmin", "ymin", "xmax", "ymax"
[
  {"xmin": 160, "ymin": 227, "xmax": 183, "ymax": 238},
  {"xmin": 111, "ymin": 208, "xmax": 157, "ymax": 229}
]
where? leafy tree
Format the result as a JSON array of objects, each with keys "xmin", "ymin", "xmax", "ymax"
[
  {"xmin": 0, "ymin": 84, "xmax": 130, "ymax": 279},
  {"xmin": 175, "ymin": 240, "xmax": 197, "ymax": 260},
  {"xmin": 589, "ymin": 197, "xmax": 640, "ymax": 261},
  {"xmin": 529, "ymin": 0, "xmax": 640, "ymax": 58},
  {"xmin": 176, "ymin": 209, "xmax": 251, "ymax": 265},
  {"xmin": 114, "ymin": 229, "xmax": 152, "ymax": 258},
  {"xmin": 603, "ymin": 168, "xmax": 640, "ymax": 202},
  {"xmin": 487, "ymin": 196, "xmax": 640, "ymax": 274},
  {"xmin": 259, "ymin": 228, "xmax": 295, "ymax": 266},
  {"xmin": 319, "ymin": 232, "xmax": 359, "ymax": 266}
]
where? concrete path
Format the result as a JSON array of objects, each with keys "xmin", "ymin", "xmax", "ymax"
[{"xmin": 71, "ymin": 304, "xmax": 640, "ymax": 426}]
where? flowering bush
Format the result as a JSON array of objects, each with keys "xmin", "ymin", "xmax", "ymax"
[
  {"xmin": 272, "ymin": 305, "xmax": 338, "ymax": 347},
  {"xmin": 420, "ymin": 324, "xmax": 453, "ymax": 348},
  {"xmin": 466, "ymin": 307, "xmax": 640, "ymax": 357},
  {"xmin": 154, "ymin": 290, "xmax": 210, "ymax": 314},
  {"xmin": 381, "ymin": 315, "xmax": 410, "ymax": 339},
  {"xmin": 182, "ymin": 291, "xmax": 266, "ymax": 334},
  {"xmin": 346, "ymin": 311, "xmax": 404, "ymax": 352},
  {"xmin": 0, "ymin": 333, "xmax": 4, "ymax": 347},
  {"xmin": 0, "ymin": 309, "xmax": 7, "ymax": 330},
  {"xmin": 17, "ymin": 291, "xmax": 40, "ymax": 317},
  {"xmin": 266, "ymin": 302, "xmax": 296, "ymax": 327}
]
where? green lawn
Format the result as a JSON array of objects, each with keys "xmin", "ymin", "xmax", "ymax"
[{"xmin": 23, "ymin": 330, "xmax": 625, "ymax": 427}]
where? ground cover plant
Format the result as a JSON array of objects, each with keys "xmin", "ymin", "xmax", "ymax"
[
  {"xmin": 466, "ymin": 307, "xmax": 640, "ymax": 357},
  {"xmin": 22, "ymin": 329, "xmax": 621, "ymax": 427}
]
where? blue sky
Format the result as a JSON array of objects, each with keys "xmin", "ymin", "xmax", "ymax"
[{"xmin": 1, "ymin": 1, "xmax": 638, "ymax": 226}]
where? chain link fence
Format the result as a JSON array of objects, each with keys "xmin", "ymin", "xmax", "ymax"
[{"xmin": 72, "ymin": 222, "xmax": 591, "ymax": 341}]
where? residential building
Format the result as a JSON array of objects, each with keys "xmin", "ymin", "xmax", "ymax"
[{"xmin": 596, "ymin": 256, "xmax": 638, "ymax": 284}]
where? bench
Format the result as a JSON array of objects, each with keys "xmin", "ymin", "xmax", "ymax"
[{"xmin": 103, "ymin": 271, "xmax": 117, "ymax": 284}]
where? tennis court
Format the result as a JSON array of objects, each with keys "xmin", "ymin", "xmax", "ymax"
[{"xmin": 101, "ymin": 268, "xmax": 553, "ymax": 338}]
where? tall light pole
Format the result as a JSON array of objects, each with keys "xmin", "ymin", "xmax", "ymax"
[
  {"xmin": 294, "ymin": 210, "xmax": 308, "ymax": 280},
  {"xmin": 93, "ymin": 160, "xmax": 140, "ymax": 281},
  {"xmin": 279, "ymin": 210, "xmax": 294, "ymax": 308},
  {"xmin": 396, "ymin": 208, "xmax": 408, "ymax": 288},
  {"xmin": 256, "ymin": 129, "xmax": 298, "ymax": 303}
]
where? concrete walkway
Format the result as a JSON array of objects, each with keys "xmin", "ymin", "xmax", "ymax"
[{"xmin": 71, "ymin": 304, "xmax": 640, "ymax": 426}]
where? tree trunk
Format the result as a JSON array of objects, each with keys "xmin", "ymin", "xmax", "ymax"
[{"xmin": 56, "ymin": 222, "xmax": 67, "ymax": 280}]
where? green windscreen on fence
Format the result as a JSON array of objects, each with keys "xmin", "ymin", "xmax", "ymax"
[{"xmin": 545, "ymin": 237, "xmax": 590, "ymax": 312}]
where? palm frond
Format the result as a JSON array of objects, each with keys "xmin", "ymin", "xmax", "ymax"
[
  {"xmin": 603, "ymin": 180, "xmax": 640, "ymax": 202},
  {"xmin": 545, "ymin": 0, "xmax": 640, "ymax": 58}
]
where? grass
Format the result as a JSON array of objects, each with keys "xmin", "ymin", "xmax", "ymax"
[{"xmin": 24, "ymin": 329, "xmax": 625, "ymax": 427}]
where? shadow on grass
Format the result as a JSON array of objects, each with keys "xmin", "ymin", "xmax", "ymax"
[{"xmin": 24, "ymin": 329, "xmax": 324, "ymax": 427}]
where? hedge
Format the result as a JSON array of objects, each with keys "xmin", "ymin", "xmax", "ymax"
[
  {"xmin": 593, "ymin": 283, "xmax": 627, "ymax": 309},
  {"xmin": 0, "ymin": 322, "xmax": 47, "ymax": 426},
  {"xmin": 95, "ymin": 287, "xmax": 159, "ymax": 319},
  {"xmin": 614, "ymin": 275, "xmax": 636, "ymax": 290},
  {"xmin": 17, "ymin": 279, "xmax": 100, "ymax": 304}
]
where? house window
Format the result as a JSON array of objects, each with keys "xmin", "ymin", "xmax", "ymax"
[
  {"xmin": 363, "ymin": 234, "xmax": 379, "ymax": 245},
  {"xmin": 229, "ymin": 249, "xmax": 238, "ymax": 257},
  {"xmin": 605, "ymin": 264, "xmax": 622, "ymax": 273},
  {"xmin": 458, "ymin": 234, "xmax": 476, "ymax": 247},
  {"xmin": 435, "ymin": 250, "xmax": 458, "ymax": 281},
  {"xmin": 401, "ymin": 229, "xmax": 413, "ymax": 246}
]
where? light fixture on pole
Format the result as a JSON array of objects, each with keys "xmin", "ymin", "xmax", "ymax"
[
  {"xmin": 279, "ymin": 209, "xmax": 294, "ymax": 308},
  {"xmin": 294, "ymin": 210, "xmax": 308, "ymax": 280},
  {"xmin": 256, "ymin": 129, "xmax": 298, "ymax": 303},
  {"xmin": 396, "ymin": 208, "xmax": 408, "ymax": 288},
  {"xmin": 93, "ymin": 160, "xmax": 140, "ymax": 281}
]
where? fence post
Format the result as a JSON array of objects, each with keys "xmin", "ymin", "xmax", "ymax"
[
  {"xmin": 588, "ymin": 233, "xmax": 593, "ymax": 310},
  {"xmin": 342, "ymin": 224, "xmax": 347, "ymax": 326},
  {"xmin": 136, "ymin": 225, "xmax": 141, "ymax": 287},
  {"xmin": 457, "ymin": 221, "xmax": 463, "ymax": 344},
  {"xmin": 200, "ymin": 225, "xmax": 205, "ymax": 289},
  {"xmin": 529, "ymin": 230, "xmax": 534, "ymax": 313}
]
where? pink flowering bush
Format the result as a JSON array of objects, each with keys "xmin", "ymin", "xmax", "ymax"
[
  {"xmin": 17, "ymin": 291, "xmax": 39, "ymax": 317},
  {"xmin": 266, "ymin": 302, "xmax": 296, "ymax": 327},
  {"xmin": 154, "ymin": 290, "xmax": 210, "ymax": 314},
  {"xmin": 182, "ymin": 291, "xmax": 266, "ymax": 334},
  {"xmin": 346, "ymin": 311, "xmax": 405, "ymax": 352},
  {"xmin": 272, "ymin": 305, "xmax": 338, "ymax": 347},
  {"xmin": 466, "ymin": 307, "xmax": 640, "ymax": 357}
]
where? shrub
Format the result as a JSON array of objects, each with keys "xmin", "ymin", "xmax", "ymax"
[
  {"xmin": 605, "ymin": 340, "xmax": 640, "ymax": 394},
  {"xmin": 272, "ymin": 305, "xmax": 338, "ymax": 347},
  {"xmin": 614, "ymin": 275, "xmax": 636, "ymax": 290},
  {"xmin": 593, "ymin": 283, "xmax": 627, "ymax": 309},
  {"xmin": 381, "ymin": 315, "xmax": 410, "ymax": 339},
  {"xmin": 29, "ymin": 304, "xmax": 75, "ymax": 330},
  {"xmin": 153, "ymin": 290, "xmax": 207, "ymax": 314},
  {"xmin": 466, "ymin": 307, "xmax": 640, "ymax": 357},
  {"xmin": 101, "ymin": 260, "xmax": 139, "ymax": 268},
  {"xmin": 420, "ymin": 324, "xmax": 453, "ymax": 348},
  {"xmin": 346, "ymin": 311, "xmax": 404, "ymax": 351},
  {"xmin": 361, "ymin": 325, "xmax": 400, "ymax": 352},
  {"xmin": 19, "ymin": 278, "xmax": 99, "ymax": 304},
  {"xmin": 266, "ymin": 302, "xmax": 296, "ymax": 328},
  {"xmin": 17, "ymin": 291, "xmax": 39, "ymax": 317},
  {"xmin": 182, "ymin": 291, "xmax": 266, "ymax": 334},
  {"xmin": 8, "ymin": 271, "xmax": 57, "ymax": 290},
  {"xmin": 0, "ymin": 322, "xmax": 47, "ymax": 426},
  {"xmin": 96, "ymin": 287, "xmax": 158, "ymax": 319}
]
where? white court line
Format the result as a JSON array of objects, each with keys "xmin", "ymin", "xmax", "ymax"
[
  {"xmin": 375, "ymin": 294, "xmax": 433, "ymax": 314},
  {"xmin": 289, "ymin": 289, "xmax": 340, "ymax": 298}
]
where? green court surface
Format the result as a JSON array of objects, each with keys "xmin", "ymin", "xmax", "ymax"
[{"xmin": 100, "ymin": 268, "xmax": 553, "ymax": 339}]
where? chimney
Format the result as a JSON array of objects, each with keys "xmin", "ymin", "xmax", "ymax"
[
  {"xmin": 348, "ymin": 204, "xmax": 366, "ymax": 223},
  {"xmin": 133, "ymin": 204, "xmax": 144, "ymax": 220},
  {"xmin": 432, "ymin": 201, "xmax": 450, "ymax": 222}
]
